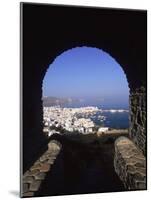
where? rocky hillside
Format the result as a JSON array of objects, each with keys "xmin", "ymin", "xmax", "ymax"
[{"xmin": 42, "ymin": 96, "xmax": 79, "ymax": 107}]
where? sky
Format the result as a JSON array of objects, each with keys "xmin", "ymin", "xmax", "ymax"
[{"xmin": 43, "ymin": 47, "xmax": 129, "ymax": 108}]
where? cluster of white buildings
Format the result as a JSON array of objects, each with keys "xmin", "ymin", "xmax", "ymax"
[{"xmin": 43, "ymin": 106, "xmax": 100, "ymax": 136}]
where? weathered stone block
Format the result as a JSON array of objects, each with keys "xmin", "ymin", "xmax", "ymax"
[
  {"xmin": 39, "ymin": 163, "xmax": 50, "ymax": 172},
  {"xmin": 114, "ymin": 136, "xmax": 146, "ymax": 190},
  {"xmin": 48, "ymin": 140, "xmax": 62, "ymax": 152},
  {"xmin": 35, "ymin": 172, "xmax": 46, "ymax": 180},
  {"xmin": 28, "ymin": 169, "xmax": 40, "ymax": 176},
  {"xmin": 29, "ymin": 180, "xmax": 41, "ymax": 191},
  {"xmin": 30, "ymin": 163, "xmax": 41, "ymax": 171},
  {"xmin": 23, "ymin": 176, "xmax": 34, "ymax": 183}
]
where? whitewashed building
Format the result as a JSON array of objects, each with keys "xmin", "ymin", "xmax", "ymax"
[{"xmin": 98, "ymin": 127, "xmax": 109, "ymax": 133}]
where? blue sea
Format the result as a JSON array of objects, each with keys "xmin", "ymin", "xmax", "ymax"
[
  {"xmin": 61, "ymin": 102, "xmax": 129, "ymax": 129},
  {"xmin": 93, "ymin": 111, "xmax": 129, "ymax": 129}
]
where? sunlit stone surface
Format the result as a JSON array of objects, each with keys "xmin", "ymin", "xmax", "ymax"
[{"xmin": 114, "ymin": 136, "xmax": 146, "ymax": 190}]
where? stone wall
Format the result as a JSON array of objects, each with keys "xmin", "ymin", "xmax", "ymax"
[
  {"xmin": 22, "ymin": 140, "xmax": 62, "ymax": 197},
  {"xmin": 114, "ymin": 137, "xmax": 146, "ymax": 190},
  {"xmin": 129, "ymin": 86, "xmax": 146, "ymax": 155}
]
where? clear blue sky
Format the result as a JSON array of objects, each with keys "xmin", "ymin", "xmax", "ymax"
[{"xmin": 43, "ymin": 47, "xmax": 129, "ymax": 108}]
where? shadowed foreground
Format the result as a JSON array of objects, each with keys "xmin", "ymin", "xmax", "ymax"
[{"xmin": 34, "ymin": 135, "xmax": 125, "ymax": 197}]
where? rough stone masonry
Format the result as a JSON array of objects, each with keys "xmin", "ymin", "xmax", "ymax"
[
  {"xmin": 129, "ymin": 86, "xmax": 146, "ymax": 155},
  {"xmin": 22, "ymin": 140, "xmax": 62, "ymax": 197},
  {"xmin": 114, "ymin": 136, "xmax": 146, "ymax": 190},
  {"xmin": 114, "ymin": 86, "xmax": 146, "ymax": 190}
]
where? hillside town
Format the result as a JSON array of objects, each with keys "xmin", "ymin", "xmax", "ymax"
[
  {"xmin": 43, "ymin": 106, "xmax": 102, "ymax": 136},
  {"xmin": 43, "ymin": 106, "xmax": 129, "ymax": 137}
]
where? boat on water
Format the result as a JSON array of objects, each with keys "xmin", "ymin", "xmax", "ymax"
[{"xmin": 98, "ymin": 115, "xmax": 106, "ymax": 121}]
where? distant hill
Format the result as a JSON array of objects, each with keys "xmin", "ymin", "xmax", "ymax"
[{"xmin": 42, "ymin": 96, "xmax": 79, "ymax": 107}]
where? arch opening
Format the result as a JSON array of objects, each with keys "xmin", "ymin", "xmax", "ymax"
[
  {"xmin": 42, "ymin": 46, "xmax": 130, "ymax": 138},
  {"xmin": 37, "ymin": 46, "xmax": 131, "ymax": 194}
]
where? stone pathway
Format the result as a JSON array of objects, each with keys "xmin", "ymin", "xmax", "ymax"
[{"xmin": 22, "ymin": 140, "xmax": 62, "ymax": 197}]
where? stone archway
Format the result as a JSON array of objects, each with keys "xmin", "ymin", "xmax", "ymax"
[
  {"xmin": 41, "ymin": 44, "xmax": 146, "ymax": 153},
  {"xmin": 21, "ymin": 3, "xmax": 146, "ymax": 174}
]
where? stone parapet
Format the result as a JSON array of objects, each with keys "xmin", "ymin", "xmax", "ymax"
[
  {"xmin": 114, "ymin": 136, "xmax": 146, "ymax": 190},
  {"xmin": 21, "ymin": 140, "xmax": 62, "ymax": 197}
]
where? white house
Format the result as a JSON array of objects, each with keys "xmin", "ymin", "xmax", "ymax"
[{"xmin": 98, "ymin": 127, "xmax": 109, "ymax": 133}]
